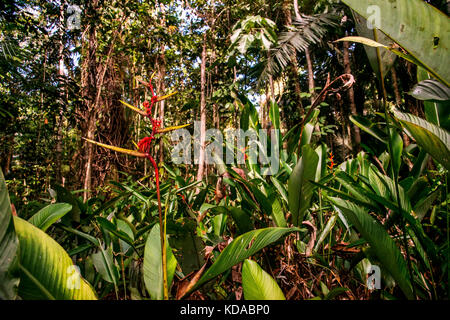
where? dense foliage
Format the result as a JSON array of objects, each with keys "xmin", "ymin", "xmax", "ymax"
[{"xmin": 0, "ymin": 0, "xmax": 449, "ymax": 300}]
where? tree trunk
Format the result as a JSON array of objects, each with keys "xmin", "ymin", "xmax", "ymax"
[
  {"xmin": 56, "ymin": 3, "xmax": 66, "ymax": 184},
  {"xmin": 81, "ymin": 0, "xmax": 99, "ymax": 202},
  {"xmin": 343, "ymin": 40, "xmax": 361, "ymax": 149},
  {"xmin": 305, "ymin": 48, "xmax": 315, "ymax": 105},
  {"xmin": 196, "ymin": 33, "xmax": 207, "ymax": 184},
  {"xmin": 391, "ymin": 67, "xmax": 402, "ymax": 106}
]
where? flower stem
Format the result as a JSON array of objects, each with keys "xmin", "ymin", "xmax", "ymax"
[{"xmin": 148, "ymin": 155, "xmax": 168, "ymax": 300}]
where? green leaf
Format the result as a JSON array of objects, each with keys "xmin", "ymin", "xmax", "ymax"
[
  {"xmin": 28, "ymin": 203, "xmax": 72, "ymax": 232},
  {"xmin": 393, "ymin": 110, "xmax": 450, "ymax": 170},
  {"xmin": 192, "ymin": 227, "xmax": 299, "ymax": 291},
  {"xmin": 91, "ymin": 245, "xmax": 119, "ymax": 285},
  {"xmin": 350, "ymin": 115, "xmax": 387, "ymax": 143},
  {"xmin": 54, "ymin": 185, "xmax": 81, "ymax": 223},
  {"xmin": 242, "ymin": 259, "xmax": 285, "ymax": 300},
  {"xmin": 143, "ymin": 224, "xmax": 177, "ymax": 300},
  {"xmin": 328, "ymin": 197, "xmax": 413, "ymax": 299},
  {"xmin": 268, "ymin": 193, "xmax": 287, "ymax": 228},
  {"xmin": 314, "ymin": 214, "xmax": 337, "ymax": 252},
  {"xmin": 352, "ymin": 10, "xmax": 397, "ymax": 78},
  {"xmin": 409, "ymin": 80, "xmax": 450, "ymax": 102},
  {"xmin": 211, "ymin": 206, "xmax": 254, "ymax": 235},
  {"xmin": 416, "ymin": 69, "xmax": 450, "ymax": 130},
  {"xmin": 14, "ymin": 217, "xmax": 97, "ymax": 300},
  {"xmin": 0, "ymin": 169, "xmax": 19, "ymax": 300},
  {"xmin": 342, "ymin": 0, "xmax": 450, "ymax": 86},
  {"xmin": 269, "ymin": 101, "xmax": 280, "ymax": 130},
  {"xmin": 288, "ymin": 145, "xmax": 319, "ymax": 226},
  {"xmin": 390, "ymin": 129, "xmax": 403, "ymax": 177}
]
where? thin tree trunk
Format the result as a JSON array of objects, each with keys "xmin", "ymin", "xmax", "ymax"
[
  {"xmin": 305, "ymin": 48, "xmax": 315, "ymax": 105},
  {"xmin": 196, "ymin": 33, "xmax": 207, "ymax": 184},
  {"xmin": 391, "ymin": 67, "xmax": 402, "ymax": 106},
  {"xmin": 343, "ymin": 40, "xmax": 361, "ymax": 149},
  {"xmin": 82, "ymin": 0, "xmax": 99, "ymax": 202},
  {"xmin": 56, "ymin": 3, "xmax": 66, "ymax": 184}
]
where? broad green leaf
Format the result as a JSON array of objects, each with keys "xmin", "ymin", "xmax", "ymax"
[
  {"xmin": 342, "ymin": 0, "xmax": 450, "ymax": 86},
  {"xmin": 288, "ymin": 145, "xmax": 319, "ymax": 226},
  {"xmin": 268, "ymin": 193, "xmax": 287, "ymax": 228},
  {"xmin": 54, "ymin": 185, "xmax": 81, "ymax": 224},
  {"xmin": 393, "ymin": 110, "xmax": 450, "ymax": 170},
  {"xmin": 314, "ymin": 213, "xmax": 337, "ymax": 252},
  {"xmin": 211, "ymin": 206, "xmax": 254, "ymax": 235},
  {"xmin": 192, "ymin": 227, "xmax": 299, "ymax": 291},
  {"xmin": 0, "ymin": 169, "xmax": 19, "ymax": 300},
  {"xmin": 350, "ymin": 115, "xmax": 387, "ymax": 143},
  {"xmin": 315, "ymin": 144, "xmax": 328, "ymax": 182},
  {"xmin": 352, "ymin": 10, "xmax": 397, "ymax": 78},
  {"xmin": 324, "ymin": 287, "xmax": 350, "ymax": 300},
  {"xmin": 409, "ymin": 80, "xmax": 450, "ymax": 102},
  {"xmin": 390, "ymin": 129, "xmax": 403, "ymax": 177},
  {"xmin": 14, "ymin": 217, "xmax": 97, "ymax": 300},
  {"xmin": 28, "ymin": 203, "xmax": 72, "ymax": 232},
  {"xmin": 96, "ymin": 217, "xmax": 135, "ymax": 247},
  {"xmin": 143, "ymin": 224, "xmax": 177, "ymax": 300},
  {"xmin": 270, "ymin": 176, "xmax": 288, "ymax": 204},
  {"xmin": 269, "ymin": 100, "xmax": 280, "ymax": 130},
  {"xmin": 91, "ymin": 245, "xmax": 119, "ymax": 285},
  {"xmin": 242, "ymin": 259, "xmax": 285, "ymax": 300},
  {"xmin": 414, "ymin": 71, "xmax": 450, "ymax": 130},
  {"xmin": 329, "ymin": 197, "xmax": 413, "ymax": 299}
]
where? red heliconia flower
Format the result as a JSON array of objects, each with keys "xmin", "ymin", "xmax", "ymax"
[
  {"xmin": 137, "ymin": 136, "xmax": 154, "ymax": 154},
  {"xmin": 328, "ymin": 152, "xmax": 335, "ymax": 172}
]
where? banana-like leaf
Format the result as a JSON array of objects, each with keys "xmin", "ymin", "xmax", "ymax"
[
  {"xmin": 190, "ymin": 227, "xmax": 299, "ymax": 292},
  {"xmin": 268, "ymin": 193, "xmax": 287, "ymax": 228},
  {"xmin": 0, "ymin": 169, "xmax": 19, "ymax": 300},
  {"xmin": 412, "ymin": 73, "xmax": 450, "ymax": 130},
  {"xmin": 409, "ymin": 79, "xmax": 450, "ymax": 103},
  {"xmin": 14, "ymin": 217, "xmax": 97, "ymax": 300},
  {"xmin": 53, "ymin": 185, "xmax": 81, "ymax": 224},
  {"xmin": 393, "ymin": 110, "xmax": 450, "ymax": 170},
  {"xmin": 329, "ymin": 197, "xmax": 414, "ymax": 299},
  {"xmin": 288, "ymin": 145, "xmax": 319, "ymax": 226},
  {"xmin": 390, "ymin": 129, "xmax": 403, "ymax": 178},
  {"xmin": 350, "ymin": 115, "xmax": 387, "ymax": 143},
  {"xmin": 242, "ymin": 259, "xmax": 285, "ymax": 300},
  {"xmin": 143, "ymin": 224, "xmax": 177, "ymax": 300},
  {"xmin": 83, "ymin": 138, "xmax": 147, "ymax": 158},
  {"xmin": 269, "ymin": 101, "xmax": 280, "ymax": 130},
  {"xmin": 91, "ymin": 245, "xmax": 119, "ymax": 286},
  {"xmin": 210, "ymin": 206, "xmax": 254, "ymax": 235},
  {"xmin": 28, "ymin": 203, "xmax": 72, "ymax": 232},
  {"xmin": 342, "ymin": 0, "xmax": 450, "ymax": 86},
  {"xmin": 314, "ymin": 213, "xmax": 337, "ymax": 252},
  {"xmin": 352, "ymin": 11, "xmax": 397, "ymax": 78}
]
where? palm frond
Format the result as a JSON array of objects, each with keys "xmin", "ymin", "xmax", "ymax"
[{"xmin": 257, "ymin": 13, "xmax": 337, "ymax": 88}]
